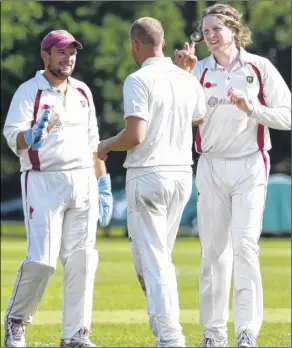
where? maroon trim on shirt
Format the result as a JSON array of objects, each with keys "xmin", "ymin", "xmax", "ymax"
[
  {"xmin": 199, "ymin": 68, "xmax": 208, "ymax": 86},
  {"xmin": 195, "ymin": 68, "xmax": 208, "ymax": 153},
  {"xmin": 27, "ymin": 87, "xmax": 89, "ymax": 172},
  {"xmin": 28, "ymin": 90, "xmax": 42, "ymax": 171},
  {"xmin": 248, "ymin": 62, "xmax": 266, "ymax": 106},
  {"xmin": 248, "ymin": 62, "xmax": 268, "ymax": 176},
  {"xmin": 77, "ymin": 87, "xmax": 89, "ymax": 106}
]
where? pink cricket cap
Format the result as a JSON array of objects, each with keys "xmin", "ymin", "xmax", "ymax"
[{"xmin": 41, "ymin": 30, "xmax": 83, "ymax": 50}]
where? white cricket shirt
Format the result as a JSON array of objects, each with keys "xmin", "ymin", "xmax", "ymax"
[
  {"xmin": 123, "ymin": 57, "xmax": 206, "ymax": 170},
  {"xmin": 193, "ymin": 48, "xmax": 291, "ymax": 158},
  {"xmin": 3, "ymin": 71, "xmax": 99, "ymax": 172}
]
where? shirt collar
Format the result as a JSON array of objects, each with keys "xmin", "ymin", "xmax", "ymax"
[
  {"xmin": 35, "ymin": 70, "xmax": 79, "ymax": 90},
  {"xmin": 142, "ymin": 57, "xmax": 172, "ymax": 68},
  {"xmin": 238, "ymin": 47, "xmax": 249, "ymax": 64},
  {"xmin": 35, "ymin": 71, "xmax": 51, "ymax": 90}
]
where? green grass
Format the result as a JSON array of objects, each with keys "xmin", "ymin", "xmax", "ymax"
[{"xmin": 1, "ymin": 222, "xmax": 291, "ymax": 347}]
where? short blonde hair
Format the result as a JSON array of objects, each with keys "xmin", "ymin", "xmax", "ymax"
[
  {"xmin": 130, "ymin": 17, "xmax": 164, "ymax": 48},
  {"xmin": 191, "ymin": 3, "xmax": 252, "ymax": 48}
]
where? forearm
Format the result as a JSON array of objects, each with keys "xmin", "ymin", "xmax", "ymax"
[
  {"xmin": 249, "ymin": 106, "xmax": 291, "ymax": 130},
  {"xmin": 17, "ymin": 131, "xmax": 30, "ymax": 150},
  {"xmin": 106, "ymin": 129, "xmax": 139, "ymax": 152},
  {"xmin": 93, "ymin": 152, "xmax": 107, "ymax": 178}
]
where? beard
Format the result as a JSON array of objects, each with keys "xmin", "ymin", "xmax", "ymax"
[{"xmin": 48, "ymin": 64, "xmax": 74, "ymax": 79}]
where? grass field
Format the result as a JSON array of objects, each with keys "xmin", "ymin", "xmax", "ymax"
[{"xmin": 1, "ymin": 222, "xmax": 291, "ymax": 347}]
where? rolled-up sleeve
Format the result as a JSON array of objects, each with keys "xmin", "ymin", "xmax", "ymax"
[
  {"xmin": 123, "ymin": 75, "xmax": 150, "ymax": 121},
  {"xmin": 249, "ymin": 58, "xmax": 291, "ymax": 130},
  {"xmin": 3, "ymin": 85, "xmax": 34, "ymax": 156}
]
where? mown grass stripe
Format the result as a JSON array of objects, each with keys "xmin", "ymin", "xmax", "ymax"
[{"xmin": 1, "ymin": 308, "xmax": 290, "ymax": 325}]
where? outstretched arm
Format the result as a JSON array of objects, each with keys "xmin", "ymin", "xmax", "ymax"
[{"xmin": 97, "ymin": 117, "xmax": 147, "ymax": 158}]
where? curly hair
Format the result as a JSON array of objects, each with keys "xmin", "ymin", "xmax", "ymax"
[{"xmin": 190, "ymin": 3, "xmax": 252, "ymax": 48}]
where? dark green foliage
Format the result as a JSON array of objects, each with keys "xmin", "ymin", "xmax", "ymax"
[{"xmin": 1, "ymin": 1, "xmax": 291, "ymax": 177}]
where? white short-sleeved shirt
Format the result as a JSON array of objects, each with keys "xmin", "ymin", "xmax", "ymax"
[
  {"xmin": 193, "ymin": 48, "xmax": 291, "ymax": 158},
  {"xmin": 122, "ymin": 57, "xmax": 206, "ymax": 169},
  {"xmin": 3, "ymin": 71, "xmax": 99, "ymax": 172}
]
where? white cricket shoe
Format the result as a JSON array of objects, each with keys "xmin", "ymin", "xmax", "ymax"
[
  {"xmin": 60, "ymin": 327, "xmax": 99, "ymax": 347},
  {"xmin": 4, "ymin": 319, "xmax": 26, "ymax": 347},
  {"xmin": 199, "ymin": 337, "xmax": 229, "ymax": 347},
  {"xmin": 237, "ymin": 329, "xmax": 257, "ymax": 347}
]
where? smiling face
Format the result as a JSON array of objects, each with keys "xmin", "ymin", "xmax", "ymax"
[
  {"xmin": 202, "ymin": 15, "xmax": 236, "ymax": 54},
  {"xmin": 42, "ymin": 43, "xmax": 77, "ymax": 79}
]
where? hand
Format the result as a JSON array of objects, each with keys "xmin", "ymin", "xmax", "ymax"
[
  {"xmin": 98, "ymin": 174, "xmax": 113, "ymax": 227},
  {"xmin": 24, "ymin": 107, "xmax": 59, "ymax": 150},
  {"xmin": 97, "ymin": 140, "xmax": 110, "ymax": 161},
  {"xmin": 174, "ymin": 41, "xmax": 197, "ymax": 72},
  {"xmin": 227, "ymin": 88, "xmax": 253, "ymax": 114}
]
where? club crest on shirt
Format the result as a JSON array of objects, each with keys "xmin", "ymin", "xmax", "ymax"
[
  {"xmin": 80, "ymin": 100, "xmax": 86, "ymax": 108},
  {"xmin": 246, "ymin": 76, "xmax": 254, "ymax": 84}
]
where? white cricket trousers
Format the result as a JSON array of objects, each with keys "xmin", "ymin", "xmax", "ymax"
[
  {"xmin": 126, "ymin": 170, "xmax": 193, "ymax": 346},
  {"xmin": 196, "ymin": 150, "xmax": 270, "ymax": 341},
  {"xmin": 5, "ymin": 168, "xmax": 99, "ymax": 339}
]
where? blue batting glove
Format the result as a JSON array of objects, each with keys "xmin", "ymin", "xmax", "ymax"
[
  {"xmin": 24, "ymin": 108, "xmax": 51, "ymax": 149},
  {"xmin": 98, "ymin": 174, "xmax": 113, "ymax": 227}
]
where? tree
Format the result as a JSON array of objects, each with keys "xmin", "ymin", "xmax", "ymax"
[
  {"xmin": 1, "ymin": 1, "xmax": 290, "ymax": 178},
  {"xmin": 1, "ymin": 1, "xmax": 187, "ymax": 177}
]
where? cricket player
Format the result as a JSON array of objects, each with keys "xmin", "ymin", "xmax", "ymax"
[
  {"xmin": 3, "ymin": 30, "xmax": 113, "ymax": 348},
  {"xmin": 97, "ymin": 17, "xmax": 206, "ymax": 347},
  {"xmin": 174, "ymin": 4, "xmax": 291, "ymax": 347}
]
